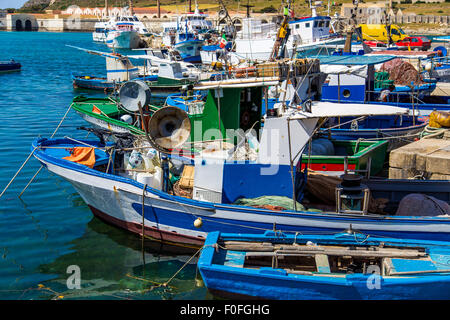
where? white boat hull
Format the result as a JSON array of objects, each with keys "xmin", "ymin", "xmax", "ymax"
[
  {"xmin": 34, "ymin": 147, "xmax": 450, "ymax": 247},
  {"xmin": 106, "ymin": 31, "xmax": 141, "ymax": 49}
]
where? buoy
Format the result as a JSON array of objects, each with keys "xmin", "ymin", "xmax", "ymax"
[
  {"xmin": 195, "ymin": 278, "xmax": 204, "ymax": 287},
  {"xmin": 194, "ymin": 217, "xmax": 203, "ymax": 228}
]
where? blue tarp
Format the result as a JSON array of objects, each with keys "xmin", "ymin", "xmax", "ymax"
[{"xmin": 315, "ymin": 55, "xmax": 395, "ymax": 66}]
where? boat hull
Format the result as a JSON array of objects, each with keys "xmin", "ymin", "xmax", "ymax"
[
  {"xmin": 72, "ymin": 74, "xmax": 115, "ymax": 91},
  {"xmin": 106, "ymin": 31, "xmax": 140, "ymax": 49},
  {"xmin": 33, "ymin": 139, "xmax": 450, "ymax": 246},
  {"xmin": 174, "ymin": 40, "xmax": 203, "ymax": 64},
  {"xmin": 0, "ymin": 61, "xmax": 21, "ymax": 73},
  {"xmin": 199, "ymin": 261, "xmax": 450, "ymax": 300},
  {"xmin": 198, "ymin": 232, "xmax": 450, "ymax": 300}
]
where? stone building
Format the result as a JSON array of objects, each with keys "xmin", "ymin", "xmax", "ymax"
[{"xmin": 340, "ymin": 2, "xmax": 388, "ymax": 23}]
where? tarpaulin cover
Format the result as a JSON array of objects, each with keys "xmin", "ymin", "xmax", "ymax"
[
  {"xmin": 63, "ymin": 147, "xmax": 96, "ymax": 168},
  {"xmin": 320, "ymin": 64, "xmax": 368, "ymax": 78}
]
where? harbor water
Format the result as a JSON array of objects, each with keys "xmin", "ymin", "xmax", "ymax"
[{"xmin": 0, "ymin": 31, "xmax": 208, "ymax": 300}]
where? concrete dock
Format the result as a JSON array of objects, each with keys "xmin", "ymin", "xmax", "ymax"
[{"xmin": 389, "ymin": 137, "xmax": 450, "ymax": 180}]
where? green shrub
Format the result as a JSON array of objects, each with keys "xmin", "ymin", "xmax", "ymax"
[{"xmin": 259, "ymin": 5, "xmax": 278, "ymax": 13}]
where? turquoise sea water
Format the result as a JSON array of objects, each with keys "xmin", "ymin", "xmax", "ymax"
[{"xmin": 0, "ymin": 31, "xmax": 209, "ymax": 300}]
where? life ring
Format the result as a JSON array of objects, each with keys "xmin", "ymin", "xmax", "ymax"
[{"xmin": 241, "ymin": 111, "xmax": 250, "ymax": 127}]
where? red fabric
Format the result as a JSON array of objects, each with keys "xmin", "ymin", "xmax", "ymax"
[{"xmin": 92, "ymin": 105, "xmax": 102, "ymax": 115}]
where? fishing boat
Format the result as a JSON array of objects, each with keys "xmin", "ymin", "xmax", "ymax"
[
  {"xmin": 319, "ymin": 115, "xmax": 428, "ymax": 151},
  {"xmin": 0, "ymin": 60, "xmax": 21, "ymax": 73},
  {"xmin": 161, "ymin": 4, "xmax": 212, "ymax": 63},
  {"xmin": 32, "ymin": 58, "xmax": 450, "ymax": 244},
  {"xmin": 422, "ymin": 47, "xmax": 450, "ymax": 83},
  {"xmin": 314, "ymin": 52, "xmax": 450, "ymax": 115},
  {"xmin": 302, "ymin": 139, "xmax": 389, "ymax": 176},
  {"xmin": 69, "ymin": 46, "xmax": 198, "ymax": 102},
  {"xmin": 198, "ymin": 230, "xmax": 450, "ymax": 300},
  {"xmin": 71, "ymin": 96, "xmax": 148, "ymax": 135},
  {"xmin": 232, "ymin": 3, "xmax": 344, "ymax": 62},
  {"xmin": 106, "ymin": 22, "xmax": 141, "ymax": 49},
  {"xmin": 93, "ymin": 2, "xmax": 151, "ymax": 43}
]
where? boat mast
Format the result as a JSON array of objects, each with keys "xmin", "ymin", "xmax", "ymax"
[
  {"xmin": 242, "ymin": 0, "xmax": 254, "ymax": 18},
  {"xmin": 269, "ymin": 0, "xmax": 292, "ymax": 61},
  {"xmin": 384, "ymin": 1, "xmax": 393, "ymax": 46},
  {"xmin": 217, "ymin": 0, "xmax": 236, "ymax": 39},
  {"xmin": 128, "ymin": 0, "xmax": 134, "ymax": 15},
  {"xmin": 343, "ymin": 0, "xmax": 358, "ymax": 53}
]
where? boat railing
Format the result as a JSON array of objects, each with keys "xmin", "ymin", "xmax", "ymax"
[
  {"xmin": 211, "ymin": 59, "xmax": 321, "ymax": 82},
  {"xmin": 364, "ymin": 89, "xmax": 427, "ymax": 106}
]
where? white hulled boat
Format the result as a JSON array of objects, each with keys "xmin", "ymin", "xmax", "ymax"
[
  {"xmin": 161, "ymin": 3, "xmax": 214, "ymax": 63},
  {"xmin": 232, "ymin": 4, "xmax": 344, "ymax": 62},
  {"xmin": 106, "ymin": 22, "xmax": 141, "ymax": 49}
]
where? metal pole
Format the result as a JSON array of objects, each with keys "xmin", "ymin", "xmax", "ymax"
[{"xmin": 286, "ymin": 118, "xmax": 297, "ymax": 211}]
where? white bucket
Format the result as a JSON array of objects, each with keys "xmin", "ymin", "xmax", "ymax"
[{"xmin": 136, "ymin": 167, "xmax": 163, "ymax": 190}]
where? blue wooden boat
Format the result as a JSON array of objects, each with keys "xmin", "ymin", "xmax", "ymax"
[
  {"xmin": 198, "ymin": 230, "xmax": 450, "ymax": 300},
  {"xmin": 320, "ymin": 115, "xmax": 428, "ymax": 148},
  {"xmin": 0, "ymin": 60, "xmax": 21, "ymax": 73},
  {"xmin": 71, "ymin": 73, "xmax": 158, "ymax": 92},
  {"xmin": 71, "ymin": 73, "xmax": 117, "ymax": 91},
  {"xmin": 316, "ymin": 53, "xmax": 450, "ymax": 115}
]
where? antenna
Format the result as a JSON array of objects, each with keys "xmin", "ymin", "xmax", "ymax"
[{"xmin": 242, "ymin": 0, "xmax": 254, "ymax": 18}]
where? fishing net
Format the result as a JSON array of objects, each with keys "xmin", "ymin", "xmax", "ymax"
[
  {"xmin": 380, "ymin": 58, "xmax": 424, "ymax": 86},
  {"xmin": 234, "ymin": 196, "xmax": 306, "ymax": 211},
  {"xmin": 429, "ymin": 111, "xmax": 450, "ymax": 128}
]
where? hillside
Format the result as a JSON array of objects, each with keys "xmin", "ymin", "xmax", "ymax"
[{"xmin": 19, "ymin": 0, "xmax": 450, "ymax": 17}]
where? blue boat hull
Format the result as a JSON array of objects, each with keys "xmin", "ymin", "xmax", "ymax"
[
  {"xmin": 198, "ymin": 232, "xmax": 450, "ymax": 300},
  {"xmin": 71, "ymin": 73, "xmax": 158, "ymax": 91},
  {"xmin": 200, "ymin": 263, "xmax": 450, "ymax": 300},
  {"xmin": 0, "ymin": 61, "xmax": 21, "ymax": 73},
  {"xmin": 72, "ymin": 75, "xmax": 115, "ymax": 91}
]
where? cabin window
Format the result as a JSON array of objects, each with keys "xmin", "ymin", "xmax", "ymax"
[
  {"xmin": 296, "ymin": 24, "xmax": 300, "ymax": 29},
  {"xmin": 305, "ymin": 23, "xmax": 310, "ymax": 28},
  {"xmin": 325, "ymin": 21, "xmax": 330, "ymax": 27},
  {"xmin": 391, "ymin": 29, "xmax": 400, "ymax": 36},
  {"xmin": 314, "ymin": 21, "xmax": 318, "ymax": 27},
  {"xmin": 318, "ymin": 21, "xmax": 324, "ymax": 27},
  {"xmin": 342, "ymin": 89, "xmax": 351, "ymax": 98}
]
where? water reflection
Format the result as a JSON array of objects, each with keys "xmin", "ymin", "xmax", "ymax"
[{"xmin": 35, "ymin": 216, "xmax": 210, "ymax": 300}]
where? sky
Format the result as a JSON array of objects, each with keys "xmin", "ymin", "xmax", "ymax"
[{"xmin": 1, "ymin": 0, "xmax": 28, "ymax": 9}]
